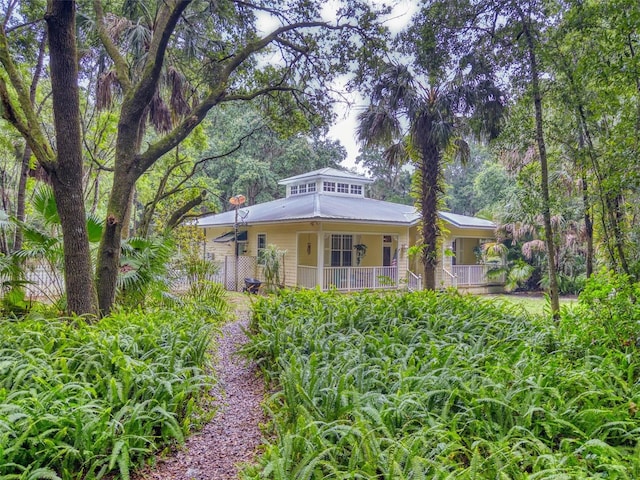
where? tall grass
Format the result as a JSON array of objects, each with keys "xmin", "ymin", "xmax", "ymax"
[
  {"xmin": 0, "ymin": 302, "xmax": 222, "ymax": 480},
  {"xmin": 242, "ymin": 288, "xmax": 640, "ymax": 479}
]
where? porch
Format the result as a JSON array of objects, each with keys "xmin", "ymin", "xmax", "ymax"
[
  {"xmin": 295, "ymin": 264, "xmax": 504, "ymax": 292},
  {"xmin": 297, "ymin": 265, "xmax": 400, "ymax": 291}
]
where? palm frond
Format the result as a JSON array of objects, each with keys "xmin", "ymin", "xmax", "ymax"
[
  {"xmin": 86, "ymin": 214, "xmax": 104, "ymax": 243},
  {"xmin": 356, "ymin": 106, "xmax": 401, "ymax": 148},
  {"xmin": 383, "ymin": 141, "xmax": 410, "ymax": 168},
  {"xmin": 32, "ymin": 185, "xmax": 59, "ymax": 226}
]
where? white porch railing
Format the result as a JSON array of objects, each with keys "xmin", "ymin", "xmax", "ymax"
[
  {"xmin": 452, "ymin": 264, "xmax": 505, "ymax": 286},
  {"xmin": 442, "ymin": 267, "xmax": 458, "ymax": 288},
  {"xmin": 297, "ymin": 265, "xmax": 399, "ymax": 291},
  {"xmin": 297, "ymin": 265, "xmax": 317, "ymax": 289},
  {"xmin": 407, "ymin": 270, "xmax": 422, "ymax": 291}
]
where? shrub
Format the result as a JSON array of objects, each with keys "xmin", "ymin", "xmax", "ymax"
[
  {"xmin": 0, "ymin": 300, "xmax": 223, "ymax": 479},
  {"xmin": 242, "ymin": 289, "xmax": 640, "ymax": 479}
]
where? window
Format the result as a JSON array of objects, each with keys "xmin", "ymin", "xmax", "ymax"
[
  {"xmin": 307, "ymin": 182, "xmax": 316, "ymax": 192},
  {"xmin": 330, "ymin": 234, "xmax": 352, "ymax": 266},
  {"xmin": 350, "ymin": 184, "xmax": 362, "ymax": 195},
  {"xmin": 290, "ymin": 185, "xmax": 298, "ymax": 195},
  {"xmin": 323, "ymin": 181, "xmax": 335, "ymax": 192},
  {"xmin": 299, "ymin": 183, "xmax": 307, "ymax": 193},
  {"xmin": 257, "ymin": 234, "xmax": 267, "ymax": 264},
  {"xmin": 337, "ymin": 182, "xmax": 349, "ymax": 193}
]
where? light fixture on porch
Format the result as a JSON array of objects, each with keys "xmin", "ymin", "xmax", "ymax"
[
  {"xmin": 230, "ymin": 194, "xmax": 246, "ymax": 291},
  {"xmin": 307, "ymin": 234, "xmax": 311, "ymax": 255}
]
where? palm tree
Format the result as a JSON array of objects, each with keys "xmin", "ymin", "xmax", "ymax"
[{"xmin": 357, "ymin": 62, "xmax": 503, "ymax": 289}]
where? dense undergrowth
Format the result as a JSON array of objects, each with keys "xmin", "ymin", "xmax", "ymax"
[
  {"xmin": 0, "ymin": 299, "xmax": 225, "ymax": 480},
  {"xmin": 242, "ymin": 278, "xmax": 640, "ymax": 478}
]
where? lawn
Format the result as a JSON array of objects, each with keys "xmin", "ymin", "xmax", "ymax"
[{"xmin": 485, "ymin": 292, "xmax": 577, "ymax": 316}]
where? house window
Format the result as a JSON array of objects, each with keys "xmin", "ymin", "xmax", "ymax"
[
  {"xmin": 323, "ymin": 181, "xmax": 335, "ymax": 192},
  {"xmin": 299, "ymin": 183, "xmax": 307, "ymax": 194},
  {"xmin": 330, "ymin": 234, "xmax": 352, "ymax": 266},
  {"xmin": 257, "ymin": 234, "xmax": 267, "ymax": 264},
  {"xmin": 307, "ymin": 182, "xmax": 316, "ymax": 192},
  {"xmin": 337, "ymin": 182, "xmax": 349, "ymax": 193},
  {"xmin": 350, "ymin": 184, "xmax": 362, "ymax": 195},
  {"xmin": 290, "ymin": 185, "xmax": 298, "ymax": 195}
]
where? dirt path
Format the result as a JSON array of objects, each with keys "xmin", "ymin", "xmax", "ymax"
[{"xmin": 134, "ymin": 303, "xmax": 266, "ymax": 480}]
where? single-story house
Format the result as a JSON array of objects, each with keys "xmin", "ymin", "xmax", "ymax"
[{"xmin": 196, "ymin": 168, "xmax": 505, "ymax": 293}]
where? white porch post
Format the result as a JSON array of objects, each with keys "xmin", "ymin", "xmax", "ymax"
[{"xmin": 316, "ymin": 226, "xmax": 324, "ymax": 289}]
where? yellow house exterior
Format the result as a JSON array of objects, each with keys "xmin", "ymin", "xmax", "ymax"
[{"xmin": 197, "ymin": 168, "xmax": 504, "ymax": 293}]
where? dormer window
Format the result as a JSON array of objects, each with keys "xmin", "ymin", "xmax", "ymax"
[
  {"xmin": 290, "ymin": 182, "xmax": 316, "ymax": 196},
  {"xmin": 350, "ymin": 185, "xmax": 362, "ymax": 195},
  {"xmin": 337, "ymin": 183, "xmax": 349, "ymax": 193},
  {"xmin": 323, "ymin": 181, "xmax": 336, "ymax": 192}
]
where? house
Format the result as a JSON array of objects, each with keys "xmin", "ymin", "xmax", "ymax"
[{"xmin": 196, "ymin": 168, "xmax": 505, "ymax": 293}]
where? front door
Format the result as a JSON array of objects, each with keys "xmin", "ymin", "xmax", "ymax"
[{"xmin": 383, "ymin": 246, "xmax": 391, "ymax": 266}]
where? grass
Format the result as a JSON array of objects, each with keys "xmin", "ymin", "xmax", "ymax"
[{"xmin": 485, "ymin": 292, "xmax": 577, "ymax": 316}]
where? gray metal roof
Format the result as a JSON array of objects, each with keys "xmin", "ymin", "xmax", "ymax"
[
  {"xmin": 278, "ymin": 167, "xmax": 373, "ymax": 185},
  {"xmin": 438, "ymin": 211, "xmax": 496, "ymax": 229},
  {"xmin": 197, "ymin": 193, "xmax": 495, "ymax": 230}
]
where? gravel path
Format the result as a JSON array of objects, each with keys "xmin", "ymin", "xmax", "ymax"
[{"xmin": 134, "ymin": 310, "xmax": 266, "ymax": 480}]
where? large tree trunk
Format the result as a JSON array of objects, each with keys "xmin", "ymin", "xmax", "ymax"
[
  {"xmin": 420, "ymin": 138, "xmax": 440, "ymax": 290},
  {"xmin": 45, "ymin": 1, "xmax": 97, "ymax": 316}
]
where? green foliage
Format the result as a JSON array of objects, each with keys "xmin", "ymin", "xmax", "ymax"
[
  {"xmin": 116, "ymin": 236, "xmax": 174, "ymax": 309},
  {"xmin": 0, "ymin": 300, "xmax": 223, "ymax": 479},
  {"xmin": 242, "ymin": 289, "xmax": 640, "ymax": 478},
  {"xmin": 561, "ymin": 269, "xmax": 640, "ymax": 350},
  {"xmin": 260, "ymin": 245, "xmax": 286, "ymax": 293}
]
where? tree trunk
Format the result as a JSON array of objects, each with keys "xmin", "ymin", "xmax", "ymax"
[
  {"xmin": 519, "ymin": 12, "xmax": 560, "ymax": 318},
  {"xmin": 574, "ymin": 125, "xmax": 594, "ymax": 278},
  {"xmin": 45, "ymin": 1, "xmax": 97, "ymax": 316},
  {"xmin": 581, "ymin": 171, "xmax": 594, "ymax": 278},
  {"xmin": 420, "ymin": 138, "xmax": 440, "ymax": 291},
  {"xmin": 95, "ymin": 171, "xmax": 135, "ymax": 315},
  {"xmin": 13, "ymin": 144, "xmax": 31, "ymax": 252}
]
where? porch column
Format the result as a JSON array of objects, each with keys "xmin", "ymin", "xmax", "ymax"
[{"xmin": 316, "ymin": 227, "xmax": 324, "ymax": 288}]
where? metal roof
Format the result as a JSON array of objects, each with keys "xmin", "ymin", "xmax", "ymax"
[
  {"xmin": 278, "ymin": 167, "xmax": 373, "ymax": 185},
  {"xmin": 438, "ymin": 211, "xmax": 496, "ymax": 229},
  {"xmin": 197, "ymin": 193, "xmax": 495, "ymax": 230}
]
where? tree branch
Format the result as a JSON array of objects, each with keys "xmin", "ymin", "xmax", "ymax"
[
  {"xmin": 164, "ymin": 190, "xmax": 207, "ymax": 231},
  {"xmin": 121, "ymin": 1, "xmax": 192, "ymax": 124},
  {"xmin": 92, "ymin": 0, "xmax": 131, "ymax": 92}
]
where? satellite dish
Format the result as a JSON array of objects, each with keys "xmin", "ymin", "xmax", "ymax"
[{"xmin": 229, "ymin": 194, "xmax": 246, "ymax": 206}]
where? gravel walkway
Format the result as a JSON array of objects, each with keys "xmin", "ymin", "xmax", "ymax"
[{"xmin": 134, "ymin": 310, "xmax": 266, "ymax": 480}]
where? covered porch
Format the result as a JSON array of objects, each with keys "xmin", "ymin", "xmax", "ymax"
[{"xmin": 294, "ymin": 229, "xmax": 408, "ymax": 291}]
